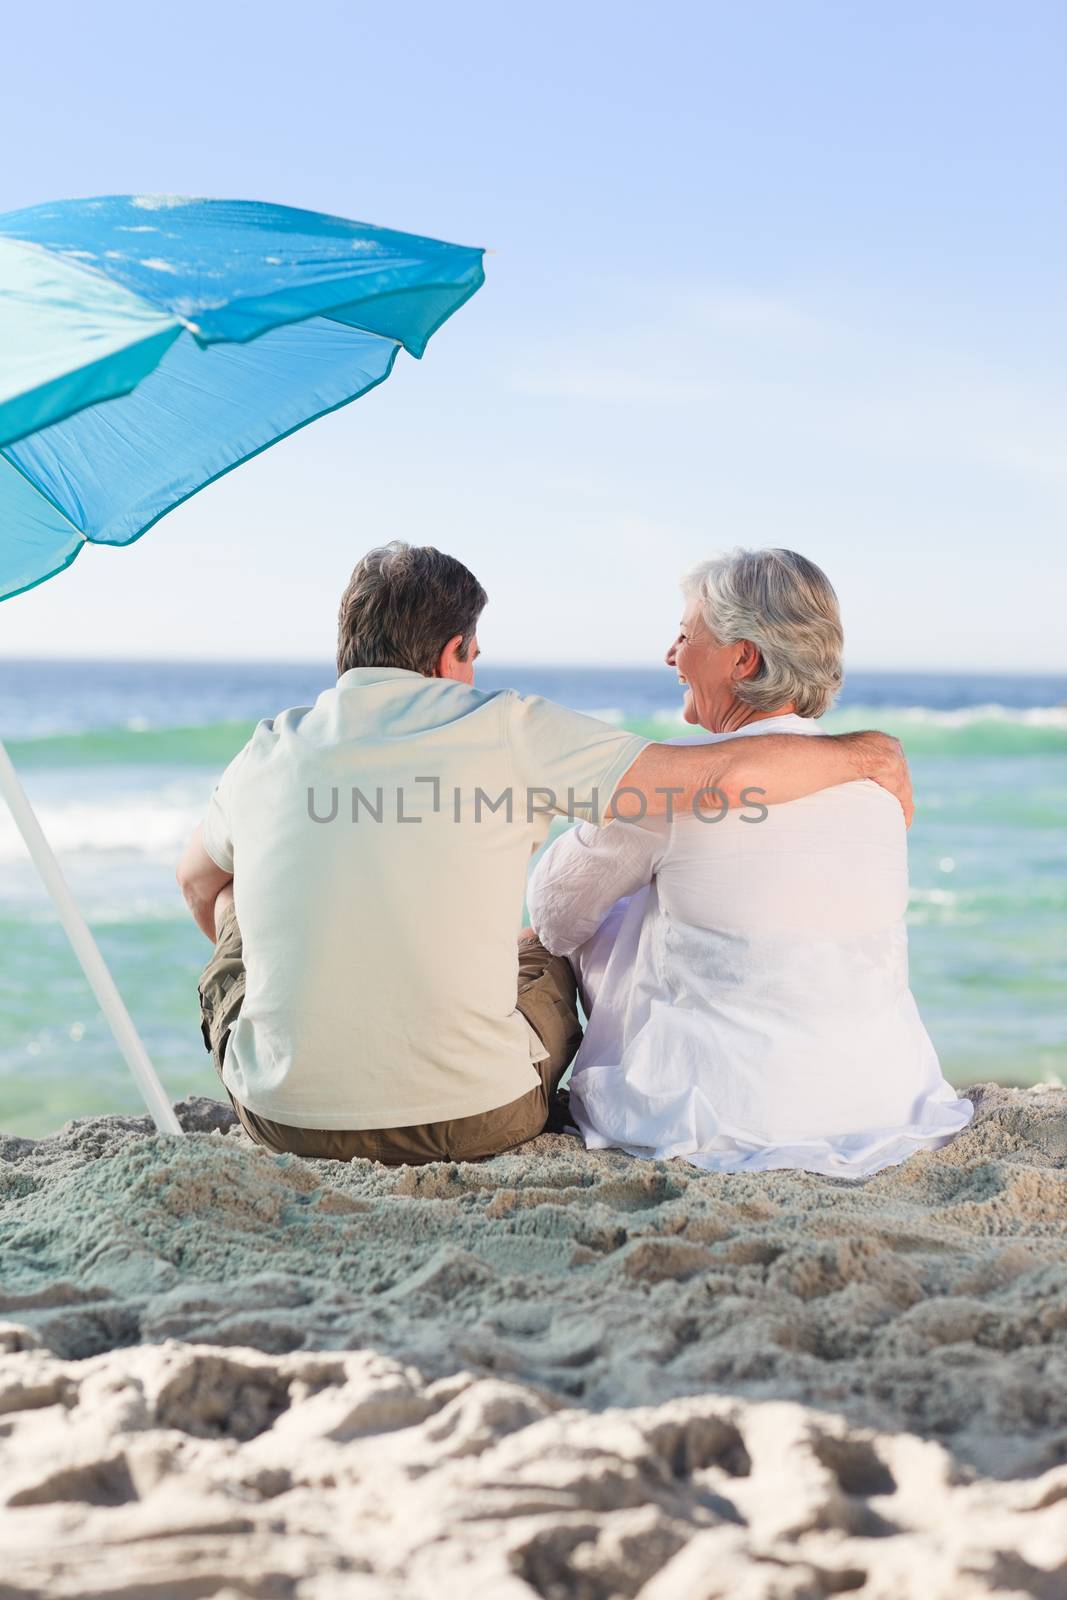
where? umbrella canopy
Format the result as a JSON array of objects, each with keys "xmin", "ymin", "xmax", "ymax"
[
  {"xmin": 0, "ymin": 196, "xmax": 484, "ymax": 1134},
  {"xmin": 0, "ymin": 195, "xmax": 485, "ymax": 600}
]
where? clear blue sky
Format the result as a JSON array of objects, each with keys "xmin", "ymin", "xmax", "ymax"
[{"xmin": 1, "ymin": 1, "xmax": 1064, "ymax": 669}]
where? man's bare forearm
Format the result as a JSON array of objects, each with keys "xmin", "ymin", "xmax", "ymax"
[
  {"xmin": 611, "ymin": 731, "xmax": 912, "ymax": 825},
  {"xmin": 176, "ymin": 824, "xmax": 235, "ymax": 940}
]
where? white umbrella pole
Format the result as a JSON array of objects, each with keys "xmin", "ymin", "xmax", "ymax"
[{"xmin": 0, "ymin": 737, "xmax": 182, "ymax": 1135}]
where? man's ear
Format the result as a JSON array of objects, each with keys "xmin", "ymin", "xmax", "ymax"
[{"xmin": 434, "ymin": 634, "xmax": 467, "ymax": 680}]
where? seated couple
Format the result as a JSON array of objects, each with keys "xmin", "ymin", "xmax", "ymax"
[{"xmin": 178, "ymin": 542, "xmax": 972, "ymax": 1178}]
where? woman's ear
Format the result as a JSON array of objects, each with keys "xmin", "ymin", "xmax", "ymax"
[{"xmin": 734, "ymin": 639, "xmax": 762, "ymax": 683}]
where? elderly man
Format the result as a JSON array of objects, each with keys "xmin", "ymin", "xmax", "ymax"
[
  {"xmin": 178, "ymin": 541, "xmax": 911, "ymax": 1165},
  {"xmin": 528, "ymin": 547, "xmax": 972, "ymax": 1178}
]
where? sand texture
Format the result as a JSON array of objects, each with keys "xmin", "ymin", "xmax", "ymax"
[{"xmin": 1, "ymin": 1082, "xmax": 1065, "ymax": 1597}]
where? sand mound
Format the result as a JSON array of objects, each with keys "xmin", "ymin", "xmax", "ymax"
[
  {"xmin": 1, "ymin": 1340, "xmax": 1065, "ymax": 1600},
  {"xmin": 1, "ymin": 1083, "xmax": 1065, "ymax": 1595}
]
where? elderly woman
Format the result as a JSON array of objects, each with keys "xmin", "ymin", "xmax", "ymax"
[{"xmin": 527, "ymin": 548, "xmax": 972, "ymax": 1178}]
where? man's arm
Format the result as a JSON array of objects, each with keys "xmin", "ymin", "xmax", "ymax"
[
  {"xmin": 176, "ymin": 824, "xmax": 233, "ymax": 941},
  {"xmin": 610, "ymin": 731, "xmax": 913, "ymax": 826}
]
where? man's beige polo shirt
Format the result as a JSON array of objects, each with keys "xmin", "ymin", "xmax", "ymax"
[{"xmin": 200, "ymin": 668, "xmax": 648, "ymax": 1129}]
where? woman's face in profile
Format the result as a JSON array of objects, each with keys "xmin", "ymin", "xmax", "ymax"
[{"xmin": 665, "ymin": 600, "xmax": 741, "ymax": 731}]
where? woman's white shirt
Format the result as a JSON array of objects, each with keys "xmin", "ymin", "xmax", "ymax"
[{"xmin": 527, "ymin": 714, "xmax": 973, "ymax": 1178}]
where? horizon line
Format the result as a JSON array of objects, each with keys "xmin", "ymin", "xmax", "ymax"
[{"xmin": 0, "ymin": 655, "xmax": 1065, "ymax": 679}]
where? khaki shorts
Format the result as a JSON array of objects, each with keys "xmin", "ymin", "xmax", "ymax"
[{"xmin": 198, "ymin": 902, "xmax": 583, "ymax": 1165}]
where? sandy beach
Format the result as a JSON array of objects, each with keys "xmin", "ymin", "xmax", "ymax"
[
  {"xmin": 0, "ymin": 1081, "xmax": 1064, "ymax": 1596},
  {"xmin": 2, "ymin": 5, "xmax": 1063, "ymax": 1596}
]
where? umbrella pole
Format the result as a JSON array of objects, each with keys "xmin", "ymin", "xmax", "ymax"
[{"xmin": 0, "ymin": 737, "xmax": 182, "ymax": 1136}]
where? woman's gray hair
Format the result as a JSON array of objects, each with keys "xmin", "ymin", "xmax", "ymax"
[{"xmin": 682, "ymin": 548, "xmax": 844, "ymax": 718}]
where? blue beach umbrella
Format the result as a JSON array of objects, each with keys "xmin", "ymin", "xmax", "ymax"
[{"xmin": 0, "ymin": 195, "xmax": 485, "ymax": 1132}]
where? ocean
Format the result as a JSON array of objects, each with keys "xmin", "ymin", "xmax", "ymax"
[{"xmin": 1, "ymin": 659, "xmax": 1065, "ymax": 1136}]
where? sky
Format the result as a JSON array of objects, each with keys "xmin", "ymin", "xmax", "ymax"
[{"xmin": 0, "ymin": 0, "xmax": 1064, "ymax": 671}]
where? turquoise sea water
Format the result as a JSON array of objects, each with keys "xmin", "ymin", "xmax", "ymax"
[{"xmin": 1, "ymin": 660, "xmax": 1064, "ymax": 1135}]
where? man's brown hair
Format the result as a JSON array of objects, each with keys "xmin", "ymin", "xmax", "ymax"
[{"xmin": 336, "ymin": 541, "xmax": 487, "ymax": 678}]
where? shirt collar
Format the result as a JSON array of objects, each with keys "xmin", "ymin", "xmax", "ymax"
[
  {"xmin": 728, "ymin": 713, "xmax": 813, "ymax": 737},
  {"xmin": 336, "ymin": 666, "xmax": 431, "ymax": 689}
]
